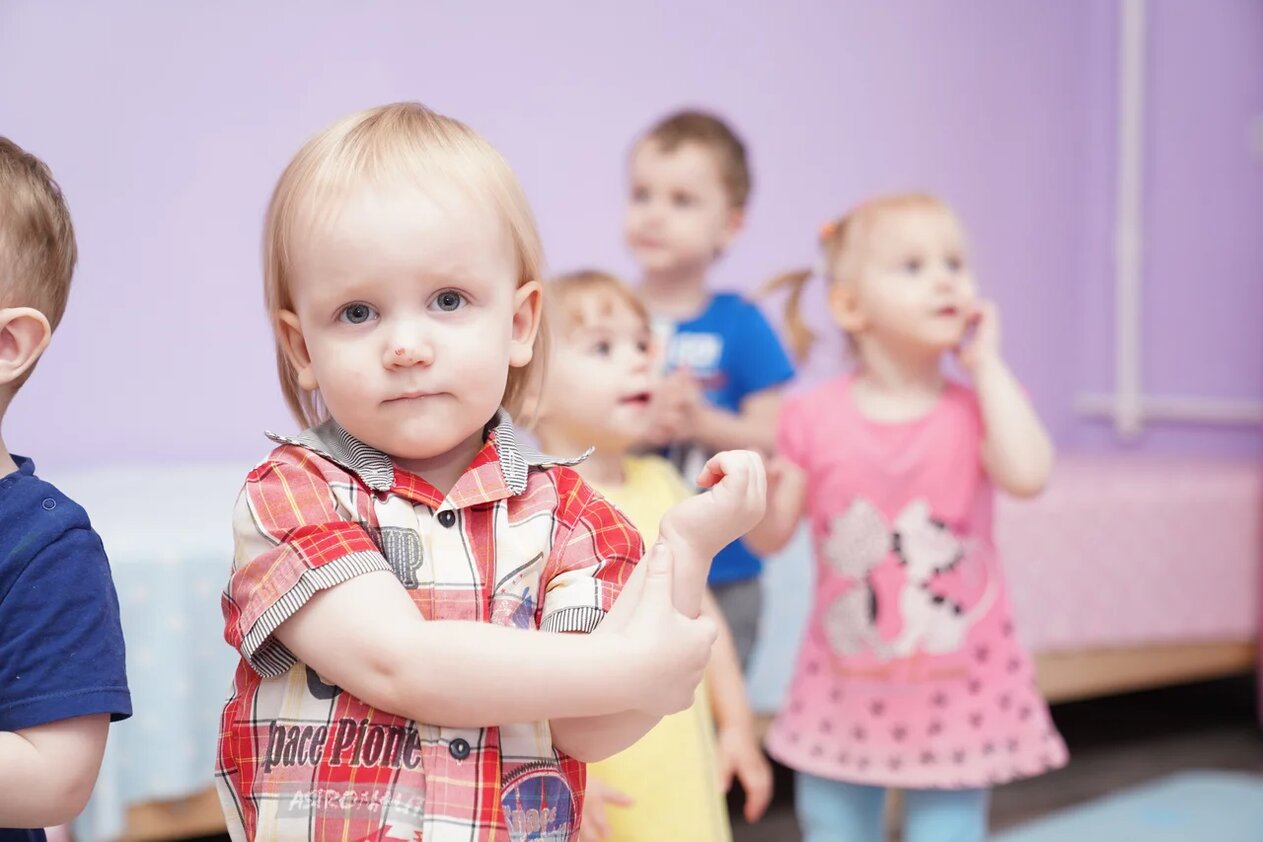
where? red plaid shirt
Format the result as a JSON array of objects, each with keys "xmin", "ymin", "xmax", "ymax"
[{"xmin": 215, "ymin": 412, "xmax": 643, "ymax": 842}]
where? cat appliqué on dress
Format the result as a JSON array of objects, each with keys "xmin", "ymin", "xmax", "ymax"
[{"xmin": 821, "ymin": 499, "xmax": 996, "ymax": 661}]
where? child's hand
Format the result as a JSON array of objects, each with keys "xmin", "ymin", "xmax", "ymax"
[
  {"xmin": 956, "ymin": 299, "xmax": 1003, "ymax": 374},
  {"xmin": 765, "ymin": 455, "xmax": 805, "ymax": 501},
  {"xmin": 620, "ymin": 543, "xmax": 717, "ymax": 716},
  {"xmin": 646, "ymin": 369, "xmax": 704, "ymax": 444},
  {"xmin": 578, "ymin": 777, "xmax": 633, "ymax": 841},
  {"xmin": 660, "ymin": 451, "xmax": 768, "ymax": 560},
  {"xmin": 743, "ymin": 455, "xmax": 807, "ymax": 557},
  {"xmin": 716, "ymin": 723, "xmax": 774, "ymax": 823}
]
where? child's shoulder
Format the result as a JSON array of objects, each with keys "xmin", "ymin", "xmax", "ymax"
[
  {"xmin": 781, "ymin": 375, "xmax": 850, "ymax": 420},
  {"xmin": 939, "ymin": 378, "xmax": 984, "ymax": 423},
  {"xmin": 703, "ymin": 290, "xmax": 768, "ymax": 322},
  {"xmin": 529, "ymin": 463, "xmax": 642, "ymax": 539},
  {"xmin": 245, "ymin": 427, "xmax": 367, "ymax": 489},
  {"xmin": 0, "ymin": 461, "xmax": 109, "ymax": 612},
  {"xmin": 783, "ymin": 376, "xmax": 981, "ymax": 419},
  {"xmin": 0, "ymin": 460, "xmax": 96, "ymax": 555}
]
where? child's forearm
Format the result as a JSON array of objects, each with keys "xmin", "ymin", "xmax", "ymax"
[
  {"xmin": 0, "ymin": 716, "xmax": 108, "ymax": 827},
  {"xmin": 973, "ymin": 356, "xmax": 1054, "ymax": 496},
  {"xmin": 548, "ymin": 570, "xmax": 664, "ymax": 762},
  {"xmin": 551, "ymin": 591, "xmax": 735, "ymax": 762},
  {"xmin": 390, "ymin": 621, "xmax": 648, "ymax": 726},
  {"xmin": 663, "ymin": 538, "xmax": 709, "ymax": 620},
  {"xmin": 702, "ymin": 591, "xmax": 756, "ymax": 733},
  {"xmin": 744, "ymin": 510, "xmax": 796, "ymax": 557},
  {"xmin": 550, "ymin": 711, "xmax": 660, "ymax": 763},
  {"xmin": 276, "ymin": 572, "xmax": 654, "ymax": 729},
  {"xmin": 744, "ymin": 467, "xmax": 806, "ymax": 557},
  {"xmin": 553, "ymin": 591, "xmax": 753, "ymax": 763}
]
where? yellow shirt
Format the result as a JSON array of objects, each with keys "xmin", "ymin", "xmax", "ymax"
[{"xmin": 586, "ymin": 456, "xmax": 732, "ymax": 842}]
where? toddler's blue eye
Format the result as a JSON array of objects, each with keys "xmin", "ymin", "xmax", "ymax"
[
  {"xmin": 340, "ymin": 303, "xmax": 376, "ymax": 324},
  {"xmin": 434, "ymin": 291, "xmax": 465, "ymax": 312}
]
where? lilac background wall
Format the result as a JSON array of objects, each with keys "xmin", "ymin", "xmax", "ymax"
[{"xmin": 0, "ymin": 0, "xmax": 1258, "ymax": 470}]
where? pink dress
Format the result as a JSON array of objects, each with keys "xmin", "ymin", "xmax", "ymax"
[{"xmin": 765, "ymin": 375, "xmax": 1068, "ymax": 789}]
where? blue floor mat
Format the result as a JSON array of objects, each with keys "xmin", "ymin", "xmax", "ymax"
[{"xmin": 993, "ymin": 770, "xmax": 1263, "ymax": 842}]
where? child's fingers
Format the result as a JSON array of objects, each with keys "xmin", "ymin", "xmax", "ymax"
[
  {"xmin": 602, "ymin": 786, "xmax": 635, "ymax": 808},
  {"xmin": 739, "ymin": 761, "xmax": 774, "ymax": 822},
  {"xmin": 695, "ymin": 458, "xmax": 726, "ymax": 489},
  {"xmin": 580, "ymin": 809, "xmax": 609, "ymax": 842},
  {"xmin": 715, "ymin": 750, "xmax": 735, "ymax": 793},
  {"xmin": 695, "ymin": 450, "xmax": 751, "ymax": 489}
]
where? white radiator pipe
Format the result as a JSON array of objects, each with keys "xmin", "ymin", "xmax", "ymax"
[
  {"xmin": 1075, "ymin": 0, "xmax": 1262, "ymax": 433},
  {"xmin": 1076, "ymin": 394, "xmax": 1263, "ymax": 426},
  {"xmin": 1114, "ymin": 0, "xmax": 1147, "ymax": 438}
]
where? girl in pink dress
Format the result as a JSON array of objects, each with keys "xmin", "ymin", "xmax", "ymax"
[{"xmin": 749, "ymin": 194, "xmax": 1067, "ymax": 841}]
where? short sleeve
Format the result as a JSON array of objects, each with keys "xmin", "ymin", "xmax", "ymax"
[
  {"xmin": 730, "ymin": 300, "xmax": 795, "ymax": 399},
  {"xmin": 0, "ymin": 528, "xmax": 131, "ymax": 732},
  {"xmin": 776, "ymin": 392, "xmax": 812, "ymax": 471},
  {"xmin": 538, "ymin": 476, "xmax": 644, "ymax": 635},
  {"xmin": 222, "ymin": 453, "xmax": 391, "ymax": 677}
]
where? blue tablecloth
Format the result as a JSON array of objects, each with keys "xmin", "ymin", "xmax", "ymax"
[{"xmin": 47, "ymin": 464, "xmax": 248, "ymax": 841}]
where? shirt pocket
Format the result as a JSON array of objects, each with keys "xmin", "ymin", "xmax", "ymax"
[
  {"xmin": 489, "ymin": 551, "xmax": 545, "ymax": 629},
  {"xmin": 370, "ymin": 525, "xmax": 425, "ymax": 589}
]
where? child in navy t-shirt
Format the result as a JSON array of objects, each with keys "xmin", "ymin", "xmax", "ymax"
[
  {"xmin": 0, "ymin": 137, "xmax": 131, "ymax": 840},
  {"xmin": 624, "ymin": 111, "xmax": 795, "ymax": 668}
]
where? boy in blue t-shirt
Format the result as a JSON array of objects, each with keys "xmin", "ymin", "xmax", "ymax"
[
  {"xmin": 625, "ymin": 110, "xmax": 794, "ymax": 668},
  {"xmin": 0, "ymin": 138, "xmax": 131, "ymax": 840}
]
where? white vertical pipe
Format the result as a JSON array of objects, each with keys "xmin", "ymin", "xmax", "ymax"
[{"xmin": 1115, "ymin": 0, "xmax": 1147, "ymax": 437}]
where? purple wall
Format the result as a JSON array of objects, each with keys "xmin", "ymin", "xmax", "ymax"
[
  {"xmin": 0, "ymin": 1, "xmax": 1257, "ymax": 469},
  {"xmin": 1071, "ymin": 0, "xmax": 1263, "ymax": 456}
]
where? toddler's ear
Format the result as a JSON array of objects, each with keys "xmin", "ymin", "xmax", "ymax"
[
  {"xmin": 717, "ymin": 206, "xmax": 746, "ymax": 251},
  {"xmin": 277, "ymin": 311, "xmax": 318, "ymax": 391},
  {"xmin": 509, "ymin": 281, "xmax": 543, "ymax": 369},
  {"xmin": 0, "ymin": 307, "xmax": 51, "ymax": 386},
  {"xmin": 828, "ymin": 283, "xmax": 867, "ymax": 334}
]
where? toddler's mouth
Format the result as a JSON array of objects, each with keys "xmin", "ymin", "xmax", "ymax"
[
  {"xmin": 386, "ymin": 390, "xmax": 437, "ymax": 403},
  {"xmin": 619, "ymin": 392, "xmax": 652, "ymax": 407}
]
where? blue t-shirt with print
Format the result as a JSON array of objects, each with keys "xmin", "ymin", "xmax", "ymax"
[
  {"xmin": 0, "ymin": 457, "xmax": 131, "ymax": 841},
  {"xmin": 659, "ymin": 292, "xmax": 795, "ymax": 585}
]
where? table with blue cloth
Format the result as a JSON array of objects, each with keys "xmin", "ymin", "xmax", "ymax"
[{"xmin": 48, "ymin": 464, "xmax": 247, "ymax": 841}]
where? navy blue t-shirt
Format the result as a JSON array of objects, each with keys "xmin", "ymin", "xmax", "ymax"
[
  {"xmin": 658, "ymin": 292, "xmax": 795, "ymax": 585},
  {"xmin": 0, "ymin": 457, "xmax": 131, "ymax": 840}
]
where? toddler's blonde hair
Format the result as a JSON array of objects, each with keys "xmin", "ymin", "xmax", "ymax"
[
  {"xmin": 762, "ymin": 193, "xmax": 953, "ymax": 360},
  {"xmin": 263, "ymin": 102, "xmax": 548, "ymax": 427},
  {"xmin": 546, "ymin": 269, "xmax": 650, "ymax": 336}
]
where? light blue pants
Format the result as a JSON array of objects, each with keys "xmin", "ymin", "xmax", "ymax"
[{"xmin": 796, "ymin": 773, "xmax": 990, "ymax": 842}]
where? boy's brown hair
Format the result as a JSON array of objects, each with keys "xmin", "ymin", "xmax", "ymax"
[
  {"xmin": 641, "ymin": 110, "xmax": 751, "ymax": 209},
  {"xmin": 0, "ymin": 137, "xmax": 77, "ymax": 332}
]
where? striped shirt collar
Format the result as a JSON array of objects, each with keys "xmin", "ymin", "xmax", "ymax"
[{"xmin": 265, "ymin": 408, "xmax": 589, "ymax": 497}]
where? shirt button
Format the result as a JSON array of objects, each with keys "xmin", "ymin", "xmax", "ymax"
[
  {"xmin": 437, "ymin": 510, "xmax": 457, "ymax": 528},
  {"xmin": 42, "ymin": 498, "xmax": 56, "ymax": 510},
  {"xmin": 449, "ymin": 738, "xmax": 471, "ymax": 760}
]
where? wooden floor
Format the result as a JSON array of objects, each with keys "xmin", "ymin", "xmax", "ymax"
[{"xmin": 732, "ymin": 673, "xmax": 1263, "ymax": 841}]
